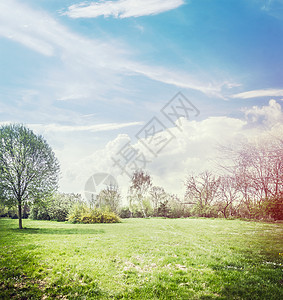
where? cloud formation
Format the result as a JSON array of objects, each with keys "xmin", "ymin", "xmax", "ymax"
[
  {"xmin": 64, "ymin": 0, "xmax": 185, "ymax": 19},
  {"xmin": 232, "ymin": 88, "xmax": 283, "ymax": 99},
  {"xmin": 244, "ymin": 99, "xmax": 283, "ymax": 128},
  {"xmin": 60, "ymin": 100, "xmax": 283, "ymax": 199}
]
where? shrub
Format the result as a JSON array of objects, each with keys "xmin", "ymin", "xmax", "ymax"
[
  {"xmin": 119, "ymin": 207, "xmax": 132, "ymax": 218},
  {"xmin": 68, "ymin": 204, "xmax": 120, "ymax": 224},
  {"xmin": 264, "ymin": 193, "xmax": 283, "ymax": 220},
  {"xmin": 0, "ymin": 204, "xmax": 18, "ymax": 218},
  {"xmin": 157, "ymin": 200, "xmax": 171, "ymax": 218}
]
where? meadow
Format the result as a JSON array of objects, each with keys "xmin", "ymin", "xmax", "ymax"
[{"xmin": 0, "ymin": 218, "xmax": 282, "ymax": 299}]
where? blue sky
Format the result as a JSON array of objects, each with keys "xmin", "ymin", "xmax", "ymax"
[{"xmin": 0, "ymin": 0, "xmax": 282, "ymax": 197}]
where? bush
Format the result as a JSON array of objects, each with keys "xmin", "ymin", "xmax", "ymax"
[
  {"xmin": 67, "ymin": 203, "xmax": 88, "ymax": 224},
  {"xmin": 157, "ymin": 200, "xmax": 171, "ymax": 218},
  {"xmin": 68, "ymin": 204, "xmax": 121, "ymax": 224},
  {"xmin": 0, "ymin": 204, "xmax": 18, "ymax": 218},
  {"xmin": 264, "ymin": 193, "xmax": 283, "ymax": 220},
  {"xmin": 119, "ymin": 207, "xmax": 132, "ymax": 218},
  {"xmin": 29, "ymin": 205, "xmax": 50, "ymax": 220}
]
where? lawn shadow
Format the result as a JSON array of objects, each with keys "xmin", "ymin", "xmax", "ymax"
[{"xmin": 12, "ymin": 227, "xmax": 105, "ymax": 235}]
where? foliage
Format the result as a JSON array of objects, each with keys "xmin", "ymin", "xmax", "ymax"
[
  {"xmin": 0, "ymin": 204, "xmax": 18, "ymax": 219},
  {"xmin": 119, "ymin": 207, "xmax": 132, "ymax": 218},
  {"xmin": 264, "ymin": 192, "xmax": 283, "ymax": 220},
  {"xmin": 149, "ymin": 186, "xmax": 167, "ymax": 217},
  {"xmin": 182, "ymin": 134, "xmax": 283, "ymax": 220},
  {"xmin": 167, "ymin": 194, "xmax": 191, "ymax": 218},
  {"xmin": 29, "ymin": 204, "xmax": 50, "ymax": 221},
  {"xmin": 0, "ymin": 124, "xmax": 60, "ymax": 228},
  {"xmin": 68, "ymin": 203, "xmax": 120, "ymax": 224},
  {"xmin": 157, "ymin": 200, "xmax": 171, "ymax": 217},
  {"xmin": 29, "ymin": 193, "xmax": 83, "ymax": 222}
]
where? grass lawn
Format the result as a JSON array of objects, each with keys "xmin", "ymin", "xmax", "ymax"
[{"xmin": 0, "ymin": 218, "xmax": 282, "ymax": 299}]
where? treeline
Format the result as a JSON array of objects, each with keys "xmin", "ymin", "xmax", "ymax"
[
  {"xmin": 122, "ymin": 133, "xmax": 282, "ymax": 220},
  {"xmin": 0, "ymin": 192, "xmax": 121, "ymax": 223},
  {"xmin": 1, "ymin": 133, "xmax": 282, "ymax": 222}
]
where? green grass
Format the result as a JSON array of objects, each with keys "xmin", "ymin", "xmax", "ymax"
[{"xmin": 0, "ymin": 218, "xmax": 282, "ymax": 299}]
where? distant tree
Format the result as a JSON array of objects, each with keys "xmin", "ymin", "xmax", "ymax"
[
  {"xmin": 96, "ymin": 184, "xmax": 121, "ymax": 213},
  {"xmin": 0, "ymin": 124, "xmax": 60, "ymax": 229},
  {"xmin": 185, "ymin": 171, "xmax": 220, "ymax": 217},
  {"xmin": 128, "ymin": 170, "xmax": 152, "ymax": 218},
  {"xmin": 218, "ymin": 132, "xmax": 283, "ymax": 219},
  {"xmin": 150, "ymin": 186, "xmax": 167, "ymax": 216},
  {"xmin": 167, "ymin": 194, "xmax": 188, "ymax": 218},
  {"xmin": 217, "ymin": 175, "xmax": 240, "ymax": 218}
]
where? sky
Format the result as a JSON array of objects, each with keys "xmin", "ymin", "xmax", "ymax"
[{"xmin": 0, "ymin": 0, "xmax": 283, "ymax": 201}]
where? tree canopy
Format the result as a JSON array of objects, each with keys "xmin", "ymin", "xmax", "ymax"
[{"xmin": 0, "ymin": 124, "xmax": 60, "ymax": 228}]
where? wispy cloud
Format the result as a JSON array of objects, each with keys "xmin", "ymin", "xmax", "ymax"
[
  {"xmin": 128, "ymin": 63, "xmax": 226, "ymax": 96},
  {"xmin": 260, "ymin": 0, "xmax": 283, "ymax": 19},
  {"xmin": 232, "ymin": 88, "xmax": 283, "ymax": 99},
  {"xmin": 29, "ymin": 122, "xmax": 143, "ymax": 133},
  {"xmin": 64, "ymin": 0, "xmax": 185, "ymax": 19},
  {"xmin": 0, "ymin": 0, "xmax": 233, "ymax": 100}
]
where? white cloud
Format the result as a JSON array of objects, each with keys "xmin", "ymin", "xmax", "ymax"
[
  {"xmin": 60, "ymin": 100, "xmax": 283, "ymax": 200},
  {"xmin": 29, "ymin": 121, "xmax": 143, "ymax": 133},
  {"xmin": 64, "ymin": 0, "xmax": 185, "ymax": 19},
  {"xmin": 232, "ymin": 88, "xmax": 283, "ymax": 99},
  {"xmin": 244, "ymin": 99, "xmax": 283, "ymax": 128}
]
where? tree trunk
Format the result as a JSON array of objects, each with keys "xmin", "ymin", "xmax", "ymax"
[
  {"xmin": 18, "ymin": 202, "xmax": 23, "ymax": 229},
  {"xmin": 139, "ymin": 196, "xmax": 147, "ymax": 218},
  {"xmin": 223, "ymin": 207, "xmax": 227, "ymax": 219}
]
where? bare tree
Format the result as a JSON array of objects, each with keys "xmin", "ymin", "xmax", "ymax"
[
  {"xmin": 217, "ymin": 132, "xmax": 283, "ymax": 218},
  {"xmin": 185, "ymin": 171, "xmax": 220, "ymax": 217},
  {"xmin": 217, "ymin": 175, "xmax": 240, "ymax": 218}
]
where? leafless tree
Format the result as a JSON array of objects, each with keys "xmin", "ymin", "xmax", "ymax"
[
  {"xmin": 185, "ymin": 171, "xmax": 220, "ymax": 217},
  {"xmin": 217, "ymin": 175, "xmax": 240, "ymax": 218},
  {"xmin": 217, "ymin": 132, "xmax": 283, "ymax": 218}
]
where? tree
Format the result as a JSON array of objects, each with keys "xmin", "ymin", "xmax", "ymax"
[
  {"xmin": 128, "ymin": 170, "xmax": 152, "ymax": 218},
  {"xmin": 218, "ymin": 132, "xmax": 283, "ymax": 218},
  {"xmin": 0, "ymin": 124, "xmax": 60, "ymax": 229},
  {"xmin": 217, "ymin": 175, "xmax": 240, "ymax": 218},
  {"xmin": 150, "ymin": 186, "xmax": 167, "ymax": 216},
  {"xmin": 185, "ymin": 171, "xmax": 220, "ymax": 217},
  {"xmin": 96, "ymin": 184, "xmax": 121, "ymax": 213}
]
